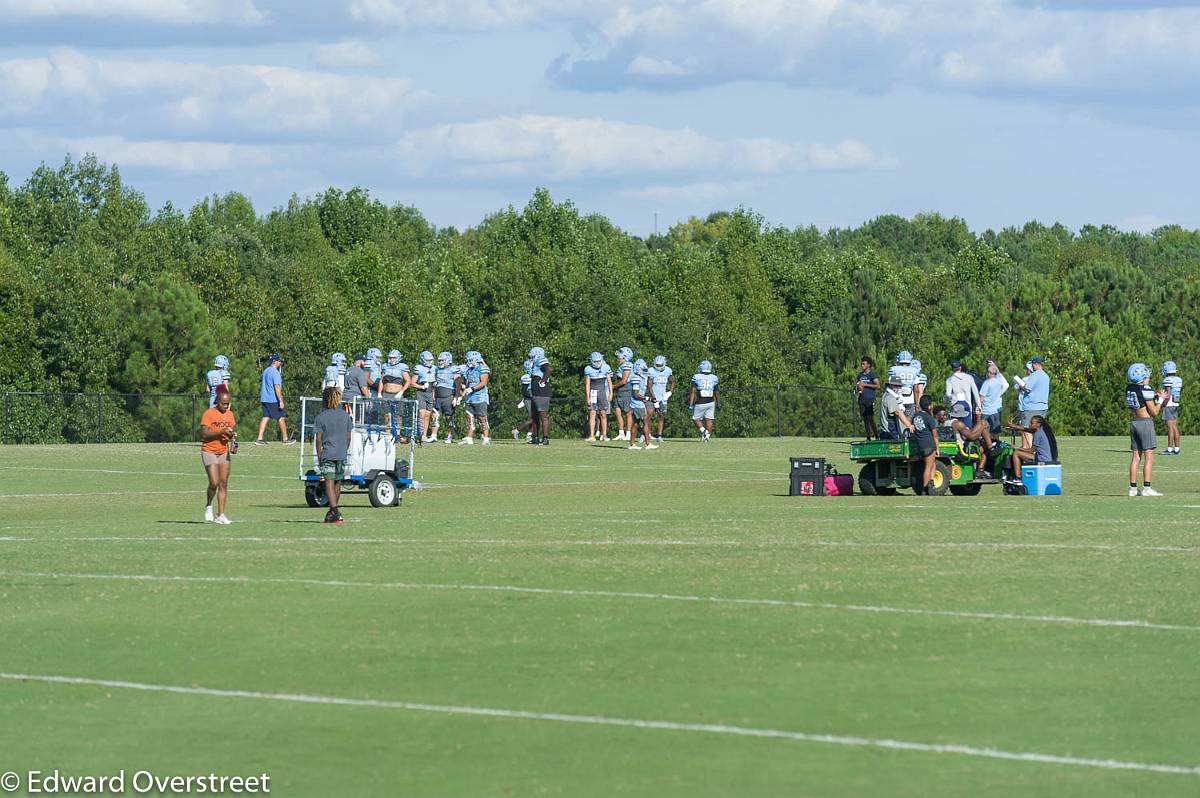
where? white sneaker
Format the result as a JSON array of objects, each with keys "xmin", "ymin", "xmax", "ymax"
[
  {"xmin": 525, "ymin": 432, "xmax": 533, "ymax": 442},
  {"xmin": 511, "ymin": 428, "xmax": 520, "ymax": 440},
  {"xmin": 601, "ymin": 435, "xmax": 610, "ymax": 441},
  {"xmin": 628, "ymin": 444, "xmax": 642, "ymax": 450},
  {"xmin": 1129, "ymin": 487, "xmax": 1140, "ymax": 497},
  {"xmin": 645, "ymin": 443, "xmax": 659, "ymax": 450},
  {"xmin": 204, "ymin": 506, "xmax": 214, "ymax": 522},
  {"xmin": 654, "ymin": 435, "xmax": 663, "ymax": 443},
  {"xmin": 1141, "ymin": 487, "xmax": 1163, "ymax": 497},
  {"xmin": 445, "ymin": 435, "xmax": 453, "ymax": 444},
  {"xmin": 215, "ymin": 514, "xmax": 232, "ymax": 525},
  {"xmin": 458, "ymin": 438, "xmax": 474, "ymax": 445},
  {"xmin": 481, "ymin": 437, "xmax": 491, "ymax": 445}
]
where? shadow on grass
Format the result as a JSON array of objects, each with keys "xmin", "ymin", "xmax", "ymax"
[{"xmin": 155, "ymin": 520, "xmax": 210, "ymax": 525}]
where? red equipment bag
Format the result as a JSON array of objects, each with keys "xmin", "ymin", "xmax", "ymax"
[{"xmin": 824, "ymin": 474, "xmax": 854, "ymax": 496}]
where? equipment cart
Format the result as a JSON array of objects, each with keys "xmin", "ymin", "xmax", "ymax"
[
  {"xmin": 297, "ymin": 395, "xmax": 418, "ymax": 508},
  {"xmin": 850, "ymin": 436, "xmax": 1010, "ymax": 496}
]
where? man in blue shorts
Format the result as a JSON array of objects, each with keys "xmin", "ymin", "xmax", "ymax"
[{"xmin": 255, "ymin": 354, "xmax": 294, "ymax": 445}]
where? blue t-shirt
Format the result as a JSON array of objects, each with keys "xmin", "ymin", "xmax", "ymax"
[
  {"xmin": 260, "ymin": 367, "xmax": 282, "ymax": 403},
  {"xmin": 206, "ymin": 368, "xmax": 229, "ymax": 407},
  {"xmin": 649, "ymin": 366, "xmax": 673, "ymax": 399},
  {"xmin": 412, "ymin": 364, "xmax": 436, "ymax": 391},
  {"xmin": 464, "ymin": 362, "xmax": 491, "ymax": 404},
  {"xmin": 1023, "ymin": 370, "xmax": 1050, "ymax": 410},
  {"xmin": 692, "ymin": 373, "xmax": 719, "ymax": 402},
  {"xmin": 980, "ymin": 376, "xmax": 1007, "ymax": 415},
  {"xmin": 629, "ymin": 370, "xmax": 649, "ymax": 410},
  {"xmin": 857, "ymin": 370, "xmax": 877, "ymax": 403}
]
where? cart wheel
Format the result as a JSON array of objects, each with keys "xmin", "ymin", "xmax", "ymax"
[
  {"xmin": 857, "ymin": 463, "xmax": 879, "ymax": 496},
  {"xmin": 304, "ymin": 482, "xmax": 328, "ymax": 508},
  {"xmin": 920, "ymin": 461, "xmax": 951, "ymax": 496},
  {"xmin": 368, "ymin": 476, "xmax": 396, "ymax": 508},
  {"xmin": 949, "ymin": 483, "xmax": 982, "ymax": 496}
]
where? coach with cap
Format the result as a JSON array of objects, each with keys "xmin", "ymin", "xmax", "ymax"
[
  {"xmin": 342, "ymin": 353, "xmax": 371, "ymax": 411},
  {"xmin": 1015, "ymin": 356, "xmax": 1050, "ymax": 448},
  {"xmin": 255, "ymin": 353, "xmax": 294, "ymax": 445}
]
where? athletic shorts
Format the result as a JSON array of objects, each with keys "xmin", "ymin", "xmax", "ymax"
[
  {"xmin": 984, "ymin": 412, "xmax": 1002, "ymax": 435},
  {"xmin": 531, "ymin": 395, "xmax": 551, "ymax": 413},
  {"xmin": 653, "ymin": 400, "xmax": 667, "ymax": 413},
  {"xmin": 692, "ymin": 402, "xmax": 715, "ymax": 421},
  {"xmin": 1020, "ymin": 410, "xmax": 1043, "ymax": 426},
  {"xmin": 616, "ymin": 392, "xmax": 632, "ymax": 412},
  {"xmin": 466, "ymin": 401, "xmax": 488, "ymax": 419},
  {"xmin": 1130, "ymin": 417, "xmax": 1157, "ymax": 452},
  {"xmin": 630, "ymin": 405, "xmax": 646, "ymax": 421},
  {"xmin": 1163, "ymin": 405, "xmax": 1179, "ymax": 422},
  {"xmin": 200, "ymin": 450, "xmax": 229, "ymax": 467},
  {"xmin": 588, "ymin": 386, "xmax": 610, "ymax": 412},
  {"xmin": 261, "ymin": 401, "xmax": 285, "ymax": 419},
  {"xmin": 417, "ymin": 391, "xmax": 435, "ymax": 412},
  {"xmin": 318, "ymin": 459, "xmax": 346, "ymax": 481},
  {"xmin": 434, "ymin": 395, "xmax": 455, "ymax": 417}
]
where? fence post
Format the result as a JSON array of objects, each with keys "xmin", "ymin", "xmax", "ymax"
[
  {"xmin": 2, "ymin": 392, "xmax": 7, "ymax": 445},
  {"xmin": 775, "ymin": 385, "xmax": 782, "ymax": 437},
  {"xmin": 192, "ymin": 394, "xmax": 198, "ymax": 443},
  {"xmin": 97, "ymin": 394, "xmax": 103, "ymax": 444}
]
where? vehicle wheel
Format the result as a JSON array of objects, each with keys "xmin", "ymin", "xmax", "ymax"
[
  {"xmin": 304, "ymin": 481, "xmax": 328, "ymax": 508},
  {"xmin": 857, "ymin": 463, "xmax": 879, "ymax": 496},
  {"xmin": 368, "ymin": 476, "xmax": 396, "ymax": 508},
  {"xmin": 926, "ymin": 461, "xmax": 952, "ymax": 496},
  {"xmin": 949, "ymin": 483, "xmax": 982, "ymax": 496}
]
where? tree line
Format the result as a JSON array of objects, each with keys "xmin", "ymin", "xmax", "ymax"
[{"xmin": 1, "ymin": 155, "xmax": 1196, "ymax": 443}]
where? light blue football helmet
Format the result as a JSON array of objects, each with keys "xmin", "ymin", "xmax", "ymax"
[
  {"xmin": 896, "ymin": 350, "xmax": 913, "ymax": 365},
  {"xmin": 213, "ymin": 355, "xmax": 229, "ymax": 369},
  {"xmin": 699, "ymin": 360, "xmax": 712, "ymax": 374},
  {"xmin": 1163, "ymin": 360, "xmax": 1178, "ymax": 376},
  {"xmin": 590, "ymin": 351, "xmax": 603, "ymax": 365},
  {"xmin": 653, "ymin": 355, "xmax": 667, "ymax": 368},
  {"xmin": 331, "ymin": 352, "xmax": 346, "ymax": 367},
  {"xmin": 367, "ymin": 347, "xmax": 382, "ymax": 362},
  {"xmin": 437, "ymin": 351, "xmax": 452, "ymax": 367},
  {"xmin": 420, "ymin": 350, "xmax": 434, "ymax": 366},
  {"xmin": 528, "ymin": 346, "xmax": 545, "ymax": 360},
  {"xmin": 1128, "ymin": 362, "xmax": 1150, "ymax": 383},
  {"xmin": 388, "ymin": 349, "xmax": 401, "ymax": 361}
]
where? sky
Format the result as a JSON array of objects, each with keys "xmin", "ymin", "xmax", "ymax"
[{"xmin": 2, "ymin": 0, "xmax": 1199, "ymax": 236}]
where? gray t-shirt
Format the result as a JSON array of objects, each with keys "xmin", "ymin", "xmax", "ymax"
[
  {"xmin": 1032, "ymin": 427, "xmax": 1052, "ymax": 463},
  {"xmin": 343, "ymin": 365, "xmax": 369, "ymax": 398},
  {"xmin": 313, "ymin": 408, "xmax": 353, "ymax": 461}
]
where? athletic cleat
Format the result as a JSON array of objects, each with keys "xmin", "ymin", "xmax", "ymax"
[
  {"xmin": 254, "ymin": 439, "xmax": 266, "ymax": 446},
  {"xmin": 1129, "ymin": 487, "xmax": 1140, "ymax": 497},
  {"xmin": 628, "ymin": 444, "xmax": 642, "ymax": 450},
  {"xmin": 281, "ymin": 438, "xmax": 296, "ymax": 446},
  {"xmin": 458, "ymin": 438, "xmax": 474, "ymax": 445},
  {"xmin": 654, "ymin": 435, "xmax": 663, "ymax": 443},
  {"xmin": 481, "ymin": 437, "xmax": 491, "ymax": 445},
  {"xmin": 1141, "ymin": 487, "xmax": 1163, "ymax": 497},
  {"xmin": 539, "ymin": 438, "xmax": 550, "ymax": 446},
  {"xmin": 529, "ymin": 437, "xmax": 541, "ymax": 445},
  {"xmin": 525, "ymin": 432, "xmax": 533, "ymax": 442},
  {"xmin": 645, "ymin": 443, "xmax": 659, "ymax": 450},
  {"xmin": 445, "ymin": 435, "xmax": 453, "ymax": 444},
  {"xmin": 511, "ymin": 428, "xmax": 520, "ymax": 440},
  {"xmin": 204, "ymin": 506, "xmax": 214, "ymax": 522},
  {"xmin": 324, "ymin": 509, "xmax": 338, "ymax": 524},
  {"xmin": 976, "ymin": 470, "xmax": 992, "ymax": 480},
  {"xmin": 214, "ymin": 514, "xmax": 232, "ymax": 525}
]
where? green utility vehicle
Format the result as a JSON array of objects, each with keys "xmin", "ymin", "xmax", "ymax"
[{"xmin": 850, "ymin": 437, "xmax": 1009, "ymax": 496}]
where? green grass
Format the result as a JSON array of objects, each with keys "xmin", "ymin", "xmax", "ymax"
[{"xmin": 0, "ymin": 434, "xmax": 1198, "ymax": 796}]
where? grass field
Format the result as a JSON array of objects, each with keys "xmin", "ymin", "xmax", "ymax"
[{"xmin": 1, "ymin": 433, "xmax": 1198, "ymax": 796}]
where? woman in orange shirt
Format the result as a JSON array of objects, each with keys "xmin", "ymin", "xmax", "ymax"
[{"xmin": 200, "ymin": 385, "xmax": 237, "ymax": 524}]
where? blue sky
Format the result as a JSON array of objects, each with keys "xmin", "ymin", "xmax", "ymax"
[{"xmin": 2, "ymin": 0, "xmax": 1198, "ymax": 236}]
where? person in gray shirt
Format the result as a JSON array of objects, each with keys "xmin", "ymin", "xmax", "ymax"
[
  {"xmin": 313, "ymin": 386, "xmax": 354, "ymax": 523},
  {"xmin": 342, "ymin": 353, "xmax": 370, "ymax": 412}
]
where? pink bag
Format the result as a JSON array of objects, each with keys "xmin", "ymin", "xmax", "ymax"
[{"xmin": 824, "ymin": 474, "xmax": 854, "ymax": 496}]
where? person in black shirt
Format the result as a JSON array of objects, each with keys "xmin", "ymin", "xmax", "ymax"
[
  {"xmin": 899, "ymin": 395, "xmax": 940, "ymax": 495},
  {"xmin": 855, "ymin": 357, "xmax": 881, "ymax": 439}
]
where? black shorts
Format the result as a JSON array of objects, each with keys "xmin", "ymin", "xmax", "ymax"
[
  {"xmin": 261, "ymin": 402, "xmax": 285, "ymax": 419},
  {"xmin": 858, "ymin": 401, "xmax": 874, "ymax": 419},
  {"xmin": 917, "ymin": 443, "xmax": 937, "ymax": 458}
]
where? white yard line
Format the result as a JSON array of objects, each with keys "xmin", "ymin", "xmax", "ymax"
[
  {"xmin": 3, "ymin": 571, "xmax": 1196, "ymax": 632},
  {"xmin": 0, "ymin": 537, "xmax": 1196, "ymax": 554},
  {"xmin": 0, "ymin": 489, "xmax": 287, "ymax": 499},
  {"xmin": 0, "ymin": 465, "xmax": 294, "ymax": 480},
  {"xmin": 0, "ymin": 672, "xmax": 1193, "ymax": 776}
]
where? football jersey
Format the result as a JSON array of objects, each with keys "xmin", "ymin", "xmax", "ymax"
[
  {"xmin": 629, "ymin": 370, "xmax": 648, "ymax": 410},
  {"xmin": 583, "ymin": 363, "xmax": 612, "ymax": 387},
  {"xmin": 205, "ymin": 368, "xmax": 229, "ymax": 407},
  {"xmin": 322, "ymin": 364, "xmax": 343, "ymax": 390},
  {"xmin": 692, "ymin": 373, "xmax": 719, "ymax": 402},
  {"xmin": 614, "ymin": 361, "xmax": 633, "ymax": 395},
  {"xmin": 1125, "ymin": 382, "xmax": 1158, "ymax": 410},
  {"xmin": 381, "ymin": 361, "xmax": 409, "ymax": 385},
  {"xmin": 412, "ymin": 363, "xmax": 436, "ymax": 391},
  {"xmin": 1163, "ymin": 375, "xmax": 1182, "ymax": 407},
  {"xmin": 528, "ymin": 355, "xmax": 551, "ymax": 395},
  {"xmin": 435, "ymin": 364, "xmax": 459, "ymax": 392},
  {"xmin": 464, "ymin": 362, "xmax": 491, "ymax": 403},
  {"xmin": 649, "ymin": 366, "xmax": 673, "ymax": 398}
]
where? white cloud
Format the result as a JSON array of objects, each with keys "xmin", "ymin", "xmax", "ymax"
[
  {"xmin": 626, "ymin": 56, "xmax": 691, "ymax": 78},
  {"xmin": 394, "ymin": 114, "xmax": 892, "ymax": 180},
  {"xmin": 62, "ymin": 135, "xmax": 281, "ymax": 174},
  {"xmin": 0, "ymin": 48, "xmax": 431, "ymax": 136},
  {"xmin": 627, "ymin": 180, "xmax": 756, "ymax": 203},
  {"xmin": 0, "ymin": 0, "xmax": 266, "ymax": 25},
  {"xmin": 1120, "ymin": 215, "xmax": 1176, "ymax": 234},
  {"xmin": 314, "ymin": 39, "xmax": 383, "ymax": 68}
]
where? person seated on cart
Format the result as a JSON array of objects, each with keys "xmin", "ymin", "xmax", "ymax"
[
  {"xmin": 877, "ymin": 367, "xmax": 908, "ymax": 440},
  {"xmin": 1003, "ymin": 414, "xmax": 1055, "ymax": 483},
  {"xmin": 933, "ymin": 405, "xmax": 996, "ymax": 479}
]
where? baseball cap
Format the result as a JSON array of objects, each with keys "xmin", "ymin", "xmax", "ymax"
[
  {"xmin": 1030, "ymin": 356, "xmax": 1044, "ymax": 364},
  {"xmin": 268, "ymin": 353, "xmax": 282, "ymax": 363},
  {"xmin": 353, "ymin": 353, "xmax": 366, "ymax": 362},
  {"xmin": 950, "ymin": 358, "xmax": 962, "ymax": 369}
]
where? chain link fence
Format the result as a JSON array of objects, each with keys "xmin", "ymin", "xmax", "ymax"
[{"xmin": 0, "ymin": 385, "xmax": 865, "ymax": 445}]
